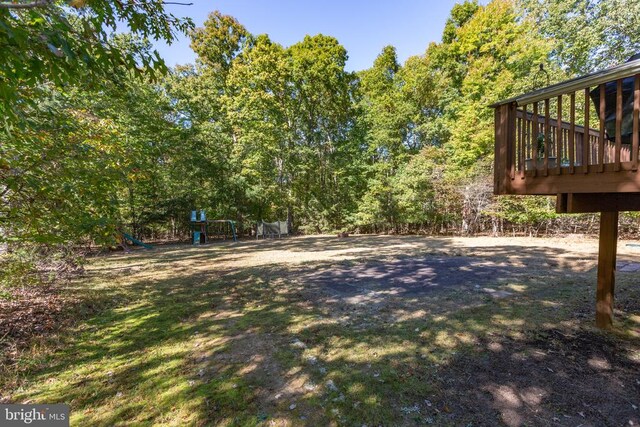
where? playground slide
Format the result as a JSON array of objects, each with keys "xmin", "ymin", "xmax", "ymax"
[{"xmin": 122, "ymin": 232, "xmax": 153, "ymax": 250}]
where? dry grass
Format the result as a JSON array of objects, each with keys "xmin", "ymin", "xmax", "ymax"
[{"xmin": 1, "ymin": 235, "xmax": 639, "ymax": 426}]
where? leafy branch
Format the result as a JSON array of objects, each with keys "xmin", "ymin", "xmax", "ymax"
[
  {"xmin": 0, "ymin": 0, "xmax": 193, "ymax": 9},
  {"xmin": 0, "ymin": 0, "xmax": 51, "ymax": 9}
]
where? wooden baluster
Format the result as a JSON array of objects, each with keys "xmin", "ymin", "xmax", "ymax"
[
  {"xmin": 584, "ymin": 88, "xmax": 590, "ymax": 172},
  {"xmin": 527, "ymin": 114, "xmax": 532, "ymax": 176},
  {"xmin": 556, "ymin": 95, "xmax": 562, "ymax": 174},
  {"xmin": 494, "ymin": 107, "xmax": 501, "ymax": 193},
  {"xmin": 575, "ymin": 132, "xmax": 582, "ymax": 169},
  {"xmin": 563, "ymin": 129, "xmax": 573, "ymax": 173},
  {"xmin": 513, "ymin": 114, "xmax": 518, "ymax": 179},
  {"xmin": 634, "ymin": 75, "xmax": 639, "ymax": 171},
  {"xmin": 615, "ymin": 79, "xmax": 622, "ymax": 171},
  {"xmin": 532, "ymin": 102, "xmax": 538, "ymax": 176},
  {"xmin": 511, "ymin": 109, "xmax": 524, "ymax": 179},
  {"xmin": 598, "ymin": 84, "xmax": 606, "ymax": 172},
  {"xmin": 544, "ymin": 98, "xmax": 550, "ymax": 176},
  {"xmin": 508, "ymin": 103, "xmax": 516, "ymax": 183},
  {"xmin": 513, "ymin": 113, "xmax": 519, "ymax": 179},
  {"xmin": 565, "ymin": 128, "xmax": 569, "ymax": 166},
  {"xmin": 520, "ymin": 104, "xmax": 526, "ymax": 177},
  {"xmin": 569, "ymin": 93, "xmax": 575, "ymax": 173},
  {"xmin": 525, "ymin": 108, "xmax": 530, "ymax": 177}
]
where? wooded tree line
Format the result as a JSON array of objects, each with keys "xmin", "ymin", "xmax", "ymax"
[{"xmin": 2, "ymin": 0, "xmax": 640, "ymax": 249}]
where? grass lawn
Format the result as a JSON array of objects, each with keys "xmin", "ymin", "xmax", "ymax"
[{"xmin": 1, "ymin": 235, "xmax": 639, "ymax": 426}]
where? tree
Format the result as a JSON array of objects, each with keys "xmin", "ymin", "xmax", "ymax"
[
  {"xmin": 190, "ymin": 10, "xmax": 250, "ymax": 74},
  {"xmin": 8, "ymin": 0, "xmax": 638, "ymax": 247},
  {"xmin": 519, "ymin": 0, "xmax": 640, "ymax": 75},
  {"xmin": 359, "ymin": 46, "xmax": 416, "ymax": 167},
  {"xmin": 0, "ymin": 0, "xmax": 192, "ymax": 121},
  {"xmin": 169, "ymin": 15, "xmax": 366, "ymax": 232},
  {"xmin": 355, "ymin": 46, "xmax": 418, "ymax": 230},
  {"xmin": 0, "ymin": 36, "xmax": 185, "ymax": 245},
  {"xmin": 393, "ymin": 147, "xmax": 459, "ymax": 230},
  {"xmin": 165, "ymin": 12, "xmax": 251, "ymax": 224},
  {"xmin": 224, "ymin": 34, "xmax": 293, "ymax": 221},
  {"xmin": 286, "ymin": 34, "xmax": 364, "ymax": 230},
  {"xmin": 431, "ymin": 0, "xmax": 551, "ymax": 169}
]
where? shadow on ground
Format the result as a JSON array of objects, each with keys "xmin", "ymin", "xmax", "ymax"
[{"xmin": 3, "ymin": 235, "xmax": 639, "ymax": 426}]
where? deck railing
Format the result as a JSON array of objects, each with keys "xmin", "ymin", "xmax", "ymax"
[{"xmin": 493, "ymin": 59, "xmax": 640, "ymax": 195}]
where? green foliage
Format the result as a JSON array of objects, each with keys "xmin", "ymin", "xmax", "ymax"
[
  {"xmin": 519, "ymin": 0, "xmax": 640, "ymax": 75},
  {"xmin": 1, "ymin": 1, "xmax": 192, "ymax": 247},
  {"xmin": 171, "ymin": 24, "xmax": 365, "ymax": 232},
  {"xmin": 2, "ymin": 90, "xmax": 123, "ymax": 244},
  {"xmin": 442, "ymin": 0, "xmax": 481, "ymax": 44},
  {"xmin": 494, "ymin": 195, "xmax": 557, "ymax": 227},
  {"xmin": 0, "ymin": 0, "xmax": 192, "ymax": 122},
  {"xmin": 1, "ymin": 34, "xmax": 187, "ymax": 246},
  {"xmin": 190, "ymin": 11, "xmax": 250, "ymax": 73},
  {"xmin": 0, "ymin": 243, "xmax": 83, "ymax": 291},
  {"xmin": 393, "ymin": 147, "xmax": 461, "ymax": 228},
  {"xmin": 358, "ymin": 45, "xmax": 416, "ymax": 166},
  {"xmin": 354, "ymin": 46, "xmax": 433, "ymax": 230},
  {"xmin": 432, "ymin": 0, "xmax": 552, "ymax": 169},
  {"xmin": 0, "ymin": 250, "xmax": 39, "ymax": 291},
  {"xmin": 4, "ymin": 1, "xmax": 640, "ymax": 248}
]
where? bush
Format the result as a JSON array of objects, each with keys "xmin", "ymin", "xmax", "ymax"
[{"xmin": 0, "ymin": 244, "xmax": 84, "ymax": 296}]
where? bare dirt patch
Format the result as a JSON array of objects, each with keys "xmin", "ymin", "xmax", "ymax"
[
  {"xmin": 301, "ymin": 255, "xmax": 523, "ymax": 298},
  {"xmin": 435, "ymin": 328, "xmax": 640, "ymax": 426}
]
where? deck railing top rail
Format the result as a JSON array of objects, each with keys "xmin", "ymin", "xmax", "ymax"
[{"xmin": 490, "ymin": 58, "xmax": 640, "ymax": 108}]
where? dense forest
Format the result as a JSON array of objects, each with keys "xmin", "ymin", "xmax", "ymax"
[{"xmin": 2, "ymin": 0, "xmax": 640, "ymax": 258}]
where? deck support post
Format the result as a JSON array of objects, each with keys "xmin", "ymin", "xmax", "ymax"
[{"xmin": 596, "ymin": 211, "xmax": 618, "ymax": 329}]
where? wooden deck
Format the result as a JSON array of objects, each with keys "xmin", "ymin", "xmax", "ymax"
[
  {"xmin": 494, "ymin": 71, "xmax": 640, "ymax": 198},
  {"xmin": 492, "ymin": 58, "xmax": 640, "ymax": 329}
]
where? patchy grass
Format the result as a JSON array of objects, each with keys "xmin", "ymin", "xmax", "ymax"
[{"xmin": 1, "ymin": 235, "xmax": 639, "ymax": 426}]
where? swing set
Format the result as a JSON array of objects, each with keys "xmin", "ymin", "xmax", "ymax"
[{"xmin": 190, "ymin": 210, "xmax": 238, "ymax": 244}]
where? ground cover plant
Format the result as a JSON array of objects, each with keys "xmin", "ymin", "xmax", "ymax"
[{"xmin": 1, "ymin": 235, "xmax": 638, "ymax": 426}]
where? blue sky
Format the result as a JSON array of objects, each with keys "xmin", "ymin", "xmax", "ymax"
[{"xmin": 154, "ymin": 0, "xmax": 482, "ymax": 72}]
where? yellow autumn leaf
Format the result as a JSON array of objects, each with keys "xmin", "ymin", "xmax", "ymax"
[{"xmin": 69, "ymin": 0, "xmax": 87, "ymax": 8}]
